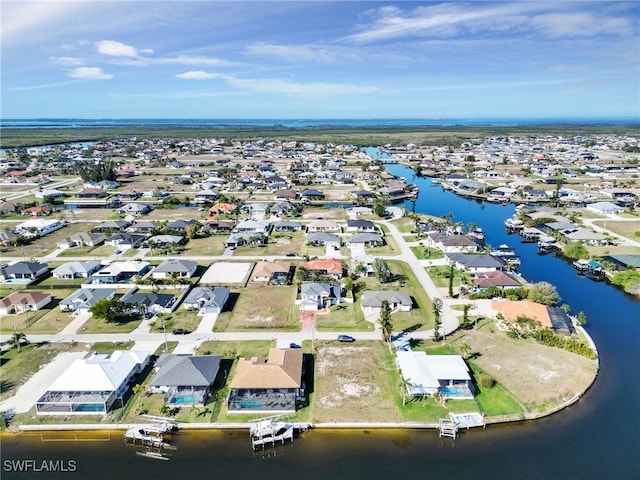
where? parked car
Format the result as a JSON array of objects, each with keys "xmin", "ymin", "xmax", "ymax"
[
  {"xmin": 337, "ymin": 335, "xmax": 355, "ymax": 343},
  {"xmin": 289, "ymin": 342, "xmax": 301, "ymax": 349},
  {"xmin": 172, "ymin": 328, "xmax": 190, "ymax": 335}
]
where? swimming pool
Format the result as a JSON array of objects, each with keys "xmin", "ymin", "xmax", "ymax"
[
  {"xmin": 439, "ymin": 387, "xmax": 468, "ymax": 397},
  {"xmin": 169, "ymin": 395, "xmax": 199, "ymax": 405}
]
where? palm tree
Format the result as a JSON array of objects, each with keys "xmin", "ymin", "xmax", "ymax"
[
  {"xmin": 159, "ymin": 403, "xmax": 170, "ymax": 416},
  {"xmin": 132, "ymin": 383, "xmax": 144, "ymax": 399},
  {"xmin": 460, "ymin": 342, "xmax": 471, "ymax": 359},
  {"xmin": 9, "ymin": 330, "xmax": 27, "ymax": 352},
  {"xmin": 432, "ymin": 298, "xmax": 443, "ymax": 341},
  {"xmin": 379, "ymin": 300, "xmax": 393, "ymax": 341}
]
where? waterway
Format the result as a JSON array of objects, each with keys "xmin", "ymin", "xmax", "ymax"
[{"xmin": 2, "ymin": 164, "xmax": 639, "ymax": 479}]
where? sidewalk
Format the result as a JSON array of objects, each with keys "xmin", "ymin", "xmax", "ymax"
[{"xmin": 58, "ymin": 313, "xmax": 91, "ymax": 335}]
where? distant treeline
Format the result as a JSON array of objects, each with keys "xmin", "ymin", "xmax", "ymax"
[{"xmin": 1, "ymin": 124, "xmax": 639, "ymax": 149}]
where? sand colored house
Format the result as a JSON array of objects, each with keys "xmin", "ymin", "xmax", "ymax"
[
  {"xmin": 251, "ymin": 260, "xmax": 291, "ymax": 284},
  {"xmin": 303, "ymin": 258, "xmax": 343, "ymax": 279},
  {"xmin": 228, "ymin": 348, "xmax": 304, "ymax": 413},
  {"xmin": 491, "ymin": 299, "xmax": 574, "ymax": 335}
]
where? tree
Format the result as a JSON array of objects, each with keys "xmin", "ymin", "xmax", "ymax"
[
  {"xmin": 459, "ymin": 342, "xmax": 471, "ymax": 359},
  {"xmin": 159, "ymin": 403, "xmax": 170, "ymax": 416},
  {"xmin": 527, "ymin": 281, "xmax": 560, "ymax": 306},
  {"xmin": 379, "ymin": 300, "xmax": 393, "ymax": 341},
  {"xmin": 8, "ymin": 331, "xmax": 27, "ymax": 352},
  {"xmin": 89, "ymin": 298, "xmax": 132, "ymax": 323},
  {"xmin": 577, "ymin": 311, "xmax": 587, "ymax": 326},
  {"xmin": 373, "ymin": 202, "xmax": 386, "ymax": 217},
  {"xmin": 133, "ymin": 384, "xmax": 144, "ymax": 399},
  {"xmin": 77, "ymin": 159, "xmax": 117, "ymax": 182},
  {"xmin": 374, "ymin": 258, "xmax": 392, "ymax": 283},
  {"xmin": 448, "ymin": 263, "xmax": 455, "ymax": 297},
  {"xmin": 432, "ymin": 298, "xmax": 443, "ymax": 341},
  {"xmin": 185, "ymin": 224, "xmax": 198, "ymax": 240},
  {"xmin": 563, "ymin": 242, "xmax": 589, "ymax": 260}
]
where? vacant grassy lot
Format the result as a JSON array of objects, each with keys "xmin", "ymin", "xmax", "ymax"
[
  {"xmin": 149, "ymin": 309, "xmax": 201, "ymax": 333},
  {"xmin": 79, "ymin": 314, "xmax": 142, "ymax": 334},
  {"xmin": 181, "ymin": 235, "xmax": 227, "ymax": 256},
  {"xmin": 592, "ymin": 220, "xmax": 640, "ymax": 242},
  {"xmin": 0, "ymin": 342, "xmax": 81, "ymax": 401},
  {"xmin": 386, "ymin": 260, "xmax": 434, "ymax": 332},
  {"xmin": 213, "ymin": 285, "xmax": 298, "ymax": 331}
]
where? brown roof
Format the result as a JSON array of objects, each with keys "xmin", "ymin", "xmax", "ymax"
[
  {"xmin": 230, "ymin": 348, "xmax": 303, "ymax": 389},
  {"xmin": 0, "ymin": 291, "xmax": 51, "ymax": 307},
  {"xmin": 491, "ymin": 300, "xmax": 552, "ymax": 328},
  {"xmin": 474, "ymin": 271, "xmax": 521, "ymax": 288},
  {"xmin": 304, "ymin": 258, "xmax": 342, "ymax": 276},
  {"xmin": 252, "ymin": 261, "xmax": 290, "ymax": 279}
]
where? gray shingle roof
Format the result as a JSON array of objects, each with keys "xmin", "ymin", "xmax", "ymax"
[{"xmin": 151, "ymin": 354, "xmax": 221, "ymax": 387}]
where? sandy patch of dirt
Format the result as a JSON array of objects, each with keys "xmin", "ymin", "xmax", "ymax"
[
  {"xmin": 313, "ymin": 343, "xmax": 402, "ymax": 422},
  {"xmin": 455, "ymin": 326, "xmax": 597, "ymax": 410}
]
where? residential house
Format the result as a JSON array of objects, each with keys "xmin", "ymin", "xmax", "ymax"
[
  {"xmin": 120, "ymin": 290, "xmax": 176, "ymax": 314},
  {"xmin": 307, "ymin": 219, "xmax": 340, "ymax": 233},
  {"xmin": 473, "ymin": 271, "xmax": 522, "ymax": 291},
  {"xmin": 347, "ymin": 232, "xmax": 384, "ymax": 247},
  {"xmin": 59, "ymin": 288, "xmax": 116, "ymax": 315},
  {"xmin": 165, "ymin": 219, "xmax": 200, "ymax": 233},
  {"xmin": 150, "ymin": 354, "xmax": 222, "ymax": 406},
  {"xmin": 360, "ymin": 291, "xmax": 412, "ymax": 315},
  {"xmin": 56, "ymin": 232, "xmax": 104, "ymax": 249},
  {"xmin": 52, "ymin": 260, "xmax": 102, "ymax": 279},
  {"xmin": 152, "ymin": 259, "xmax": 198, "ymax": 279},
  {"xmin": 117, "ymin": 203, "xmax": 152, "ymax": 216},
  {"xmin": 194, "ymin": 189, "xmax": 220, "ymax": 204},
  {"xmin": 273, "ymin": 220, "xmax": 303, "ymax": 232},
  {"xmin": 0, "ymin": 202, "xmax": 16, "ymax": 215},
  {"xmin": 104, "ymin": 233, "xmax": 146, "ymax": 249},
  {"xmin": 36, "ymin": 350, "xmax": 150, "ymax": 415},
  {"xmin": 233, "ymin": 219, "xmax": 271, "ymax": 234},
  {"xmin": 586, "ymin": 201, "xmax": 625, "ymax": 215},
  {"xmin": 0, "ymin": 261, "xmax": 48, "ymax": 282},
  {"xmin": 491, "ymin": 299, "xmax": 574, "ymax": 335},
  {"xmin": 182, "ymin": 286, "xmax": 230, "ymax": 314},
  {"xmin": 15, "ymin": 218, "xmax": 64, "ymax": 238},
  {"xmin": 304, "ymin": 258, "xmax": 343, "ymax": 279},
  {"xmin": 252, "ymin": 261, "xmax": 291, "ymax": 284},
  {"xmin": 396, "ymin": 351, "xmax": 473, "ymax": 399},
  {"xmin": 270, "ymin": 201, "xmax": 299, "ymax": 217},
  {"xmin": 0, "ymin": 291, "xmax": 52, "ymax": 315},
  {"xmin": 426, "ymin": 233, "xmax": 481, "ymax": 253},
  {"xmin": 228, "ymin": 348, "xmax": 304, "ymax": 413},
  {"xmin": 208, "ymin": 202, "xmax": 237, "ymax": 215},
  {"xmin": 93, "ymin": 220, "xmax": 131, "ymax": 232},
  {"xmin": 127, "ymin": 220, "xmax": 159, "ymax": 234},
  {"xmin": 225, "ymin": 231, "xmax": 267, "ymax": 248},
  {"xmin": 22, "ymin": 205, "xmax": 53, "ymax": 217},
  {"xmin": 300, "ymin": 189, "xmax": 324, "ymax": 200},
  {"xmin": 299, "ymin": 281, "xmax": 342, "ymax": 311},
  {"xmin": 274, "ymin": 190, "xmax": 297, "ymax": 201},
  {"xmin": 205, "ymin": 220, "xmax": 235, "ymax": 233},
  {"xmin": 89, "ymin": 261, "xmax": 151, "ymax": 284},
  {"xmin": 75, "ymin": 188, "xmax": 106, "ymax": 199},
  {"xmin": 306, "ymin": 231, "xmax": 340, "ymax": 248},
  {"xmin": 147, "ymin": 234, "xmax": 186, "ymax": 247},
  {"xmin": 446, "ymin": 253, "xmax": 506, "ymax": 273},
  {"xmin": 346, "ymin": 219, "xmax": 377, "ymax": 232}
]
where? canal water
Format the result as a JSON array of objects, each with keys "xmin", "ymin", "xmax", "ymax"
[{"xmin": 2, "ymin": 164, "xmax": 639, "ymax": 479}]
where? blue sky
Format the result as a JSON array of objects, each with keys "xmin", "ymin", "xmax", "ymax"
[{"xmin": 2, "ymin": 1, "xmax": 639, "ymax": 119}]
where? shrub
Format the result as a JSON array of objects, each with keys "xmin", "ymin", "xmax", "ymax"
[{"xmin": 478, "ymin": 374, "xmax": 496, "ymax": 388}]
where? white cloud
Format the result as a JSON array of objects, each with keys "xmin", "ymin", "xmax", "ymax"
[
  {"xmin": 96, "ymin": 40, "xmax": 140, "ymax": 57},
  {"xmin": 216, "ymin": 74, "xmax": 378, "ymax": 96},
  {"xmin": 246, "ymin": 42, "xmax": 345, "ymax": 64},
  {"xmin": 50, "ymin": 56, "xmax": 83, "ymax": 66},
  {"xmin": 68, "ymin": 67, "xmax": 113, "ymax": 80},
  {"xmin": 175, "ymin": 71, "xmax": 219, "ymax": 80}
]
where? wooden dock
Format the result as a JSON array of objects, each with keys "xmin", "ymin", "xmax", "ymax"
[{"xmin": 438, "ymin": 418, "xmax": 458, "ymax": 439}]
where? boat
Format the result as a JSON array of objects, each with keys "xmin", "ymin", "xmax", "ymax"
[
  {"xmin": 125, "ymin": 425, "xmax": 168, "ymax": 448},
  {"xmin": 431, "ymin": 178, "xmax": 442, "ymax": 186},
  {"xmin": 504, "ymin": 217, "xmax": 524, "ymax": 231},
  {"xmin": 490, "ymin": 244, "xmax": 521, "ymax": 267}
]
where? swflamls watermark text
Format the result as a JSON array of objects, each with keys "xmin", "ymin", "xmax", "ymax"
[{"xmin": 3, "ymin": 459, "xmax": 77, "ymax": 473}]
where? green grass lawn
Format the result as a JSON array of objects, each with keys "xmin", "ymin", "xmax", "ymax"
[
  {"xmin": 315, "ymin": 302, "xmax": 374, "ymax": 331},
  {"xmin": 182, "ymin": 236, "xmax": 227, "ymax": 256},
  {"xmin": 410, "ymin": 246, "xmax": 444, "ymax": 260},
  {"xmin": 149, "ymin": 309, "xmax": 202, "ymax": 333},
  {"xmin": 79, "ymin": 314, "xmax": 142, "ymax": 334},
  {"xmin": 0, "ymin": 342, "xmax": 80, "ymax": 401},
  {"xmin": 427, "ymin": 265, "xmax": 464, "ymax": 288},
  {"xmin": 90, "ymin": 341, "xmax": 134, "ymax": 353},
  {"xmin": 213, "ymin": 286, "xmax": 299, "ymax": 331},
  {"xmin": 0, "ymin": 289, "xmax": 77, "ymax": 334}
]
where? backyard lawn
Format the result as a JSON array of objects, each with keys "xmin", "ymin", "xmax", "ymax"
[{"xmin": 315, "ymin": 302, "xmax": 374, "ymax": 331}]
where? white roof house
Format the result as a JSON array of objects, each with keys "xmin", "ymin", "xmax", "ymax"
[
  {"xmin": 396, "ymin": 351, "xmax": 472, "ymax": 398},
  {"xmin": 36, "ymin": 350, "xmax": 150, "ymax": 415}
]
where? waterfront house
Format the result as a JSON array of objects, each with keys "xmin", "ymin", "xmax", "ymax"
[
  {"xmin": 117, "ymin": 203, "xmax": 152, "ymax": 216},
  {"xmin": 36, "ymin": 350, "xmax": 150, "ymax": 415},
  {"xmin": 182, "ymin": 287, "xmax": 230, "ymax": 314},
  {"xmin": 52, "ymin": 260, "xmax": 102, "ymax": 279},
  {"xmin": 299, "ymin": 281, "xmax": 342, "ymax": 311},
  {"xmin": 0, "ymin": 261, "xmax": 48, "ymax": 282},
  {"xmin": 150, "ymin": 354, "xmax": 222, "ymax": 406},
  {"xmin": 152, "ymin": 259, "xmax": 197, "ymax": 280},
  {"xmin": 491, "ymin": 300, "xmax": 574, "ymax": 335},
  {"xmin": 0, "ymin": 291, "xmax": 52, "ymax": 315},
  {"xmin": 473, "ymin": 271, "xmax": 522, "ymax": 291},
  {"xmin": 426, "ymin": 233, "xmax": 482, "ymax": 253},
  {"xmin": 252, "ymin": 261, "xmax": 291, "ymax": 284},
  {"xmin": 360, "ymin": 291, "xmax": 413, "ymax": 315},
  {"xmin": 75, "ymin": 188, "xmax": 106, "ymax": 199},
  {"xmin": 228, "ymin": 348, "xmax": 304, "ymax": 413},
  {"xmin": 586, "ymin": 201, "xmax": 625, "ymax": 216},
  {"xmin": 59, "ymin": 288, "xmax": 116, "ymax": 315},
  {"xmin": 446, "ymin": 253, "xmax": 506, "ymax": 272},
  {"xmin": 396, "ymin": 351, "xmax": 473, "ymax": 399}
]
